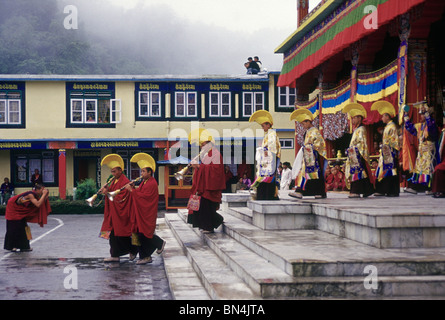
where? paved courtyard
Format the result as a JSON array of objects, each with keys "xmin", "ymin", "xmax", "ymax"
[{"xmin": 0, "ymin": 214, "xmax": 172, "ymax": 300}]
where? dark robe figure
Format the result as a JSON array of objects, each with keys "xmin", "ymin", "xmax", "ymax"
[
  {"xmin": 129, "ymin": 175, "xmax": 165, "ymax": 261},
  {"xmin": 187, "ymin": 145, "xmax": 225, "ymax": 233},
  {"xmin": 432, "ymin": 128, "xmax": 445, "ymax": 198},
  {"xmin": 31, "ymin": 169, "xmax": 43, "ymax": 187},
  {"xmin": 100, "ymin": 173, "xmax": 137, "ymax": 259},
  {"xmin": 4, "ymin": 188, "xmax": 51, "ymax": 251}
]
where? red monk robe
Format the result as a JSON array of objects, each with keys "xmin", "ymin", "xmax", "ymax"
[
  {"xmin": 194, "ymin": 147, "xmax": 226, "ymax": 203},
  {"xmin": 187, "ymin": 147, "xmax": 225, "ymax": 232},
  {"xmin": 5, "ymin": 191, "xmax": 51, "ymax": 227},
  {"xmin": 129, "ymin": 177, "xmax": 159, "ymax": 239},
  {"xmin": 100, "ymin": 175, "xmax": 132, "ymax": 238},
  {"xmin": 432, "ymin": 129, "xmax": 445, "ymax": 197}
]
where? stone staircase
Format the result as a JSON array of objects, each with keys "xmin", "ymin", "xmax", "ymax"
[{"xmin": 163, "ymin": 191, "xmax": 445, "ymax": 299}]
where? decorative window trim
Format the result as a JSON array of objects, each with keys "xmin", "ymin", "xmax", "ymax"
[
  {"xmin": 280, "ymin": 138, "xmax": 294, "ymax": 149},
  {"xmin": 209, "ymin": 92, "xmax": 231, "ymax": 118},
  {"xmin": 11, "ymin": 150, "xmax": 58, "ymax": 187},
  {"xmin": 242, "ymin": 92, "xmax": 265, "ymax": 117},
  {"xmin": 85, "ymin": 99, "xmax": 98, "ymax": 124},
  {"xmin": 138, "ymin": 91, "xmax": 162, "ymax": 118},
  {"xmin": 110, "ymin": 99, "xmax": 122, "ymax": 124},
  {"xmin": 0, "ymin": 99, "xmax": 21, "ymax": 125},
  {"xmin": 278, "ymin": 87, "xmax": 296, "ymax": 108},
  {"xmin": 175, "ymin": 92, "xmax": 198, "ymax": 118},
  {"xmin": 66, "ymin": 85, "xmax": 116, "ymax": 128}
]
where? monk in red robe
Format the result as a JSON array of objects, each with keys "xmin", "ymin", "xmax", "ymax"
[
  {"xmin": 326, "ymin": 167, "xmax": 347, "ymax": 191},
  {"xmin": 99, "ymin": 154, "xmax": 137, "ymax": 262},
  {"xmin": 188, "ymin": 138, "xmax": 225, "ymax": 233},
  {"xmin": 126, "ymin": 153, "xmax": 165, "ymax": 265},
  {"xmin": 432, "ymin": 126, "xmax": 445, "ymax": 198},
  {"xmin": 4, "ymin": 184, "xmax": 51, "ymax": 252}
]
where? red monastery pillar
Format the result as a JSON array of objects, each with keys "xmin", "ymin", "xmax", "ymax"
[{"xmin": 58, "ymin": 149, "xmax": 66, "ymax": 200}]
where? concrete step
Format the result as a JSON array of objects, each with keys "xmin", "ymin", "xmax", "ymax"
[
  {"xmin": 173, "ymin": 210, "xmax": 445, "ymax": 298},
  {"xmin": 310, "ymin": 196, "xmax": 445, "ymax": 249},
  {"xmin": 235, "ymin": 191, "xmax": 445, "ymax": 249},
  {"xmin": 201, "ymin": 229, "xmax": 297, "ymax": 298},
  {"xmin": 156, "ymin": 219, "xmax": 210, "ymax": 300},
  {"xmin": 219, "ymin": 211, "xmax": 445, "ymax": 278},
  {"xmin": 248, "ymin": 199, "xmax": 314, "ymax": 230},
  {"xmin": 261, "ymin": 275, "xmax": 445, "ymax": 298},
  {"xmin": 164, "ymin": 213, "xmax": 261, "ymax": 300},
  {"xmin": 226, "ymin": 207, "xmax": 253, "ymax": 224},
  {"xmin": 221, "ymin": 193, "xmax": 251, "ymax": 210}
]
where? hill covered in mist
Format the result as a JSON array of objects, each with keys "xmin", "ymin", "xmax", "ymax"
[{"xmin": 0, "ymin": 0, "xmax": 285, "ymax": 75}]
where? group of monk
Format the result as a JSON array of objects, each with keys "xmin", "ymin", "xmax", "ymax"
[
  {"xmin": 3, "ymin": 100, "xmax": 444, "ymax": 255},
  {"xmin": 249, "ymin": 101, "xmax": 444, "ymax": 200},
  {"xmin": 3, "ymin": 152, "xmax": 166, "ymax": 265},
  {"xmin": 98, "ymin": 153, "xmax": 165, "ymax": 264}
]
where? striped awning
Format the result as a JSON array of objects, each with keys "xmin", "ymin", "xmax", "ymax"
[{"xmin": 276, "ymin": 0, "xmax": 425, "ymax": 87}]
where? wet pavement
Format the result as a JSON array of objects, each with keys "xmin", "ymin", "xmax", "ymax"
[{"xmin": 0, "ymin": 214, "xmax": 173, "ymax": 300}]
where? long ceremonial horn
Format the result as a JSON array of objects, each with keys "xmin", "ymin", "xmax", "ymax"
[
  {"xmin": 174, "ymin": 146, "xmax": 212, "ymax": 180},
  {"xmin": 85, "ymin": 176, "xmax": 115, "ymax": 207},
  {"xmin": 107, "ymin": 176, "xmax": 143, "ymax": 201},
  {"xmin": 86, "ymin": 194, "xmax": 98, "ymax": 207}
]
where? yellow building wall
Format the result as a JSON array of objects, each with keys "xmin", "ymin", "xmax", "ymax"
[
  {"xmin": 1, "ymin": 77, "xmax": 296, "ymax": 143},
  {"xmin": 0, "ymin": 75, "xmax": 297, "ymax": 198}
]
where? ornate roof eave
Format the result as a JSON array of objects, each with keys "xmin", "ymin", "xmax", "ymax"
[{"xmin": 275, "ymin": 0, "xmax": 345, "ymax": 54}]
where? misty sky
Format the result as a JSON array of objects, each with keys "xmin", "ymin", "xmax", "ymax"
[{"xmin": 60, "ymin": 0, "xmax": 322, "ymax": 75}]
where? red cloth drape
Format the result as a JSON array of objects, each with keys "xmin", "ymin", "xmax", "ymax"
[
  {"xmin": 192, "ymin": 148, "xmax": 226, "ymax": 203},
  {"xmin": 101, "ymin": 175, "xmax": 132, "ymax": 237},
  {"xmin": 5, "ymin": 192, "xmax": 51, "ymax": 227},
  {"xmin": 129, "ymin": 177, "xmax": 159, "ymax": 239},
  {"xmin": 278, "ymin": 0, "xmax": 426, "ymax": 87}
]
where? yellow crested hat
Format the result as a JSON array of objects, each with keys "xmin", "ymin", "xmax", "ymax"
[
  {"xmin": 249, "ymin": 110, "xmax": 273, "ymax": 126},
  {"xmin": 130, "ymin": 153, "xmax": 156, "ymax": 173},
  {"xmin": 342, "ymin": 103, "xmax": 367, "ymax": 118},
  {"xmin": 101, "ymin": 154, "xmax": 125, "ymax": 170},
  {"xmin": 290, "ymin": 108, "xmax": 314, "ymax": 123},
  {"xmin": 188, "ymin": 128, "xmax": 215, "ymax": 146},
  {"xmin": 371, "ymin": 101, "xmax": 396, "ymax": 118}
]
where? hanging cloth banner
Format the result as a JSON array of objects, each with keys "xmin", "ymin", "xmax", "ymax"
[
  {"xmin": 356, "ymin": 60, "xmax": 399, "ymax": 124},
  {"xmin": 322, "ymin": 81, "xmax": 351, "ymax": 115},
  {"xmin": 356, "ymin": 60, "xmax": 398, "ymax": 103}
]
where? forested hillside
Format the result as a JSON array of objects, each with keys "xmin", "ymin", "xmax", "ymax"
[
  {"xmin": 0, "ymin": 0, "xmax": 107, "ymax": 74},
  {"xmin": 0, "ymin": 0, "xmax": 279, "ymax": 75}
]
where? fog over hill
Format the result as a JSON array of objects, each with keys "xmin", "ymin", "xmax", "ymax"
[{"xmin": 0, "ymin": 0, "xmax": 305, "ymax": 75}]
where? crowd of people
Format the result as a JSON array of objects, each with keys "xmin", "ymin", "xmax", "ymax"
[
  {"xmin": 3, "ymin": 152, "xmax": 166, "ymax": 263},
  {"xmin": 3, "ymin": 100, "xmax": 444, "ymax": 256},
  {"xmin": 248, "ymin": 101, "xmax": 444, "ymax": 201},
  {"xmin": 98, "ymin": 153, "xmax": 166, "ymax": 264}
]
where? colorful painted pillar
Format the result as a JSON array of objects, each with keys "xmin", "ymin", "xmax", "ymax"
[
  {"xmin": 350, "ymin": 45, "xmax": 360, "ymax": 103},
  {"xmin": 398, "ymin": 13, "xmax": 411, "ymax": 124},
  {"xmin": 407, "ymin": 39, "xmax": 428, "ymax": 124},
  {"xmin": 294, "ymin": 92, "xmax": 309, "ymax": 156},
  {"xmin": 317, "ymin": 69, "xmax": 324, "ymax": 137}
]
